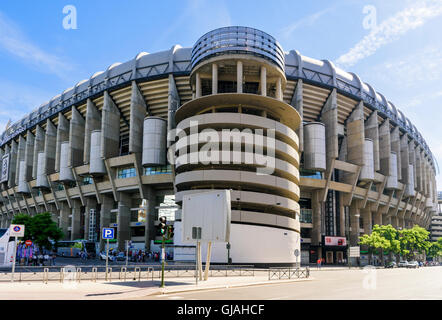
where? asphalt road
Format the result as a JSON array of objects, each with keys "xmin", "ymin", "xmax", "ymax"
[{"xmin": 143, "ymin": 266, "xmax": 442, "ymax": 300}]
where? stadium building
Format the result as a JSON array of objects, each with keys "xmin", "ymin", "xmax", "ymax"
[{"xmin": 0, "ymin": 27, "xmax": 438, "ymax": 266}]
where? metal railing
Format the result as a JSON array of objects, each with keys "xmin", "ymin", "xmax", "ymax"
[
  {"xmin": 268, "ymin": 267, "xmax": 310, "ymax": 280},
  {"xmin": 0, "ymin": 264, "xmax": 255, "ymax": 283}
]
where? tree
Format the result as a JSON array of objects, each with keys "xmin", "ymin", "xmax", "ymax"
[
  {"xmin": 373, "ymin": 224, "xmax": 401, "ymax": 263},
  {"xmin": 398, "ymin": 225, "xmax": 431, "ymax": 260},
  {"xmin": 426, "ymin": 240, "xmax": 442, "ymax": 259},
  {"xmin": 359, "ymin": 232, "xmax": 390, "ymax": 265},
  {"xmin": 11, "ymin": 212, "xmax": 63, "ymax": 250}
]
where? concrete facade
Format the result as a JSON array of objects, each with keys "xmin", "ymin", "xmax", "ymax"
[{"xmin": 0, "ymin": 26, "xmax": 438, "ymax": 265}]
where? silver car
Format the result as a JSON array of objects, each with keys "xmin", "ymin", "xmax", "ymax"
[
  {"xmin": 407, "ymin": 261, "xmax": 419, "ymax": 268},
  {"xmin": 398, "ymin": 261, "xmax": 408, "ymax": 268}
]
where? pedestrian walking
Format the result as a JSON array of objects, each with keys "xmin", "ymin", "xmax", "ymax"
[{"xmin": 317, "ymin": 258, "xmax": 321, "ymax": 269}]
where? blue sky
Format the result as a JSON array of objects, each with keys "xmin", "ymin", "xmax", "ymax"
[{"xmin": 0, "ymin": 0, "xmax": 442, "ymax": 187}]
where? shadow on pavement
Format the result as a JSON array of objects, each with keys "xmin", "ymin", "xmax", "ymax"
[{"xmin": 105, "ymin": 280, "xmax": 192, "ymax": 288}]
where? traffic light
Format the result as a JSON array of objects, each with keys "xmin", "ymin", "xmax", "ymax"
[
  {"xmin": 167, "ymin": 225, "xmax": 174, "ymax": 240},
  {"xmin": 159, "ymin": 216, "xmax": 167, "ymax": 236}
]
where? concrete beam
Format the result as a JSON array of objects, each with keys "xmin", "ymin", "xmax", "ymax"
[
  {"xmin": 101, "ymin": 91, "xmax": 120, "ymax": 159},
  {"xmin": 290, "ymin": 80, "xmax": 303, "ymax": 152},
  {"xmin": 167, "ymin": 75, "xmax": 180, "ymax": 147},
  {"xmin": 129, "ymin": 81, "xmax": 147, "ymax": 154},
  {"xmin": 69, "ymin": 107, "xmax": 85, "ymax": 168},
  {"xmin": 364, "ymin": 110, "xmax": 380, "ymax": 171},
  {"xmin": 320, "ymin": 89, "xmax": 338, "ymax": 169},
  {"xmin": 15, "ymin": 136, "xmax": 26, "ymax": 186},
  {"xmin": 55, "ymin": 113, "xmax": 69, "ymax": 172},
  {"xmin": 44, "ymin": 119, "xmax": 57, "ymax": 175},
  {"xmin": 32, "ymin": 125, "xmax": 45, "ymax": 179},
  {"xmin": 379, "ymin": 119, "xmax": 391, "ymax": 176},
  {"xmin": 84, "ymin": 99, "xmax": 101, "ymax": 164},
  {"xmin": 391, "ymin": 127, "xmax": 401, "ymax": 181}
]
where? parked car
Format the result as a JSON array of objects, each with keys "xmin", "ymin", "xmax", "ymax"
[
  {"xmin": 398, "ymin": 261, "xmax": 408, "ymax": 268},
  {"xmin": 407, "ymin": 261, "xmax": 419, "ymax": 268},
  {"xmin": 385, "ymin": 261, "xmax": 397, "ymax": 268},
  {"xmin": 116, "ymin": 252, "xmax": 126, "ymax": 261},
  {"xmin": 99, "ymin": 252, "xmax": 115, "ymax": 262}
]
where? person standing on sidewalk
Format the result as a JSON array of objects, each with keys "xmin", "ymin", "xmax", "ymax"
[{"xmin": 317, "ymin": 258, "xmax": 321, "ymax": 269}]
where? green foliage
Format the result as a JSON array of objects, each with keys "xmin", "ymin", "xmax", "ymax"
[
  {"xmin": 398, "ymin": 225, "xmax": 430, "ymax": 260},
  {"xmin": 360, "ymin": 224, "xmax": 433, "ymax": 261},
  {"xmin": 11, "ymin": 212, "xmax": 63, "ymax": 250},
  {"xmin": 426, "ymin": 238, "xmax": 442, "ymax": 258}
]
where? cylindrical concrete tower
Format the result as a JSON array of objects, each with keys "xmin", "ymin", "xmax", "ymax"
[{"xmin": 173, "ymin": 26, "xmax": 301, "ymax": 266}]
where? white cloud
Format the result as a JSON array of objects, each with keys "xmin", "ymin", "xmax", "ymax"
[
  {"xmin": 335, "ymin": 0, "xmax": 442, "ymax": 68},
  {"xmin": 372, "ymin": 46, "xmax": 442, "ymax": 88},
  {"xmin": 280, "ymin": 7, "xmax": 332, "ymax": 39},
  {"xmin": 0, "ymin": 11, "xmax": 73, "ymax": 79},
  {"xmin": 0, "ymin": 79, "xmax": 53, "ymax": 131}
]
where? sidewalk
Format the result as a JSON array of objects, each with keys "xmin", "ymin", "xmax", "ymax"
[{"xmin": 0, "ymin": 270, "xmax": 313, "ymax": 300}]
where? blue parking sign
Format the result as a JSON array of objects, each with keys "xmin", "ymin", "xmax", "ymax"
[{"xmin": 102, "ymin": 228, "xmax": 115, "ymax": 239}]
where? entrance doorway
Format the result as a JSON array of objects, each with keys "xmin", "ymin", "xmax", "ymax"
[
  {"xmin": 326, "ymin": 251, "xmax": 333, "ymax": 264},
  {"xmin": 336, "ymin": 251, "xmax": 344, "ymax": 264}
]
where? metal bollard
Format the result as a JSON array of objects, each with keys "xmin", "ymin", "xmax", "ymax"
[
  {"xmin": 60, "ymin": 268, "xmax": 64, "ymax": 283},
  {"xmin": 108, "ymin": 267, "xmax": 112, "ymax": 282},
  {"xmin": 120, "ymin": 267, "xmax": 127, "ymax": 281},
  {"xmin": 43, "ymin": 268, "xmax": 49, "ymax": 284},
  {"xmin": 76, "ymin": 268, "xmax": 81, "ymax": 283},
  {"xmin": 134, "ymin": 267, "xmax": 141, "ymax": 281},
  {"xmin": 92, "ymin": 267, "xmax": 97, "ymax": 282}
]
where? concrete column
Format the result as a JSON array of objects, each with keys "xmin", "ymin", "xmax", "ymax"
[
  {"xmin": 15, "ymin": 136, "xmax": 26, "ymax": 186},
  {"xmin": 144, "ymin": 186, "xmax": 156, "ymax": 251},
  {"xmin": 195, "ymin": 73, "xmax": 201, "ymax": 98},
  {"xmin": 99, "ymin": 195, "xmax": 114, "ymax": 251},
  {"xmin": 391, "ymin": 215, "xmax": 398, "ymax": 228},
  {"xmin": 24, "ymin": 131, "xmax": 34, "ymax": 181},
  {"xmin": 346, "ymin": 102, "xmax": 365, "ymax": 183},
  {"xmin": 349, "ymin": 202, "xmax": 360, "ymax": 246},
  {"xmin": 55, "ymin": 113, "xmax": 69, "ymax": 172},
  {"xmin": 320, "ymin": 89, "xmax": 338, "ymax": 168},
  {"xmin": 69, "ymin": 107, "xmax": 85, "ymax": 167},
  {"xmin": 71, "ymin": 199, "xmax": 82, "ymax": 240},
  {"xmin": 362, "ymin": 209, "xmax": 372, "ymax": 234},
  {"xmin": 364, "ymin": 110, "xmax": 380, "ymax": 172},
  {"xmin": 415, "ymin": 148, "xmax": 422, "ymax": 192},
  {"xmin": 379, "ymin": 119, "xmax": 391, "ymax": 176},
  {"xmin": 339, "ymin": 193, "xmax": 346, "ymax": 237},
  {"xmin": 311, "ymin": 191, "xmax": 322, "ymax": 247},
  {"xmin": 237, "ymin": 61, "xmax": 243, "ymax": 93},
  {"xmin": 373, "ymin": 210, "xmax": 382, "ymax": 226},
  {"xmin": 382, "ymin": 211, "xmax": 391, "ymax": 225},
  {"xmin": 117, "ymin": 193, "xmax": 131, "ymax": 251},
  {"xmin": 84, "ymin": 99, "xmax": 101, "ymax": 164},
  {"xmin": 400, "ymin": 134, "xmax": 409, "ymax": 184},
  {"xmin": 276, "ymin": 77, "xmax": 282, "ymax": 101},
  {"xmin": 129, "ymin": 81, "xmax": 147, "ymax": 154},
  {"xmin": 212, "ymin": 63, "xmax": 218, "ymax": 94},
  {"xmin": 260, "ymin": 66, "xmax": 267, "ymax": 96},
  {"xmin": 59, "ymin": 202, "xmax": 70, "ymax": 240},
  {"xmin": 167, "ymin": 75, "xmax": 180, "ymax": 147},
  {"xmin": 391, "ymin": 127, "xmax": 401, "ymax": 181},
  {"xmin": 8, "ymin": 141, "xmax": 17, "ymax": 189},
  {"xmin": 44, "ymin": 119, "xmax": 57, "ymax": 175},
  {"xmin": 101, "ymin": 91, "xmax": 120, "ymax": 159},
  {"xmin": 290, "ymin": 79, "xmax": 303, "ymax": 151},
  {"xmin": 32, "ymin": 125, "xmax": 45, "ymax": 179}
]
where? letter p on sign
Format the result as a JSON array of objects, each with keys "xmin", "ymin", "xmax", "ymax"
[{"xmin": 102, "ymin": 228, "xmax": 114, "ymax": 240}]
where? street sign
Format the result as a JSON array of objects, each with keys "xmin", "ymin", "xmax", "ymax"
[
  {"xmin": 10, "ymin": 225, "xmax": 24, "ymax": 237},
  {"xmin": 294, "ymin": 249, "xmax": 300, "ymax": 257},
  {"xmin": 25, "ymin": 240, "xmax": 32, "ymax": 246},
  {"xmin": 102, "ymin": 228, "xmax": 115, "ymax": 240},
  {"xmin": 349, "ymin": 246, "xmax": 360, "ymax": 257}
]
